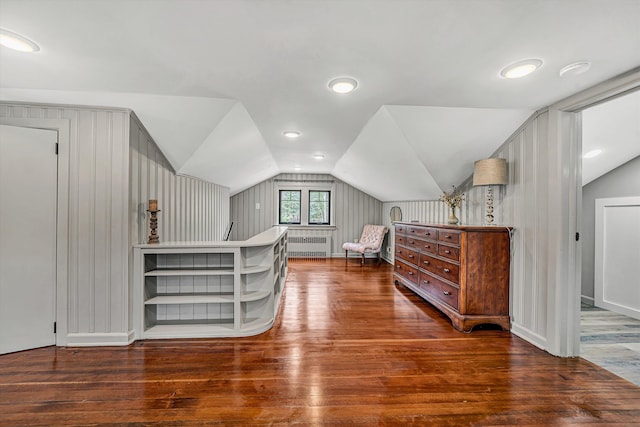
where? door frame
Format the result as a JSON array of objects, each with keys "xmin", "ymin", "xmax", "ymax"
[
  {"xmin": 0, "ymin": 117, "xmax": 71, "ymax": 346},
  {"xmin": 550, "ymin": 68, "xmax": 640, "ymax": 356}
]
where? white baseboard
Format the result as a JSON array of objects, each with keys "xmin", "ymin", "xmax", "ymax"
[
  {"xmin": 510, "ymin": 322, "xmax": 547, "ymax": 352},
  {"xmin": 596, "ymin": 300, "xmax": 640, "ymax": 321},
  {"xmin": 65, "ymin": 330, "xmax": 135, "ymax": 347},
  {"xmin": 581, "ymin": 295, "xmax": 595, "ymax": 306}
]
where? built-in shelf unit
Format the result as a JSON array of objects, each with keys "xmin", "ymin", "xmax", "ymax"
[{"xmin": 133, "ymin": 226, "xmax": 288, "ymax": 340}]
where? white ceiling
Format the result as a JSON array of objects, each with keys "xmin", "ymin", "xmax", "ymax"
[
  {"xmin": 1, "ymin": 0, "xmax": 639, "ymax": 200},
  {"xmin": 582, "ymin": 90, "xmax": 640, "ymax": 186}
]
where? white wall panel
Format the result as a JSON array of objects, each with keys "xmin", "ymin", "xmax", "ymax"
[
  {"xmin": 1, "ymin": 102, "xmax": 230, "ymax": 347},
  {"xmin": 230, "ymin": 173, "xmax": 382, "ymax": 255},
  {"xmin": 383, "ymin": 112, "xmax": 561, "ymax": 352},
  {"xmin": 0, "ymin": 103, "xmax": 131, "ymax": 344},
  {"xmin": 129, "ymin": 114, "xmax": 230, "ymax": 246}
]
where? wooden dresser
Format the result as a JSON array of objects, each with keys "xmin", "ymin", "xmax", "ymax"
[{"xmin": 393, "ymin": 222, "xmax": 511, "ymax": 332}]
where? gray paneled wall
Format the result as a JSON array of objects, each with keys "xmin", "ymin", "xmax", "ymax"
[
  {"xmin": 128, "ymin": 114, "xmax": 229, "ymax": 333},
  {"xmin": 0, "ymin": 103, "xmax": 131, "ymax": 344},
  {"xmin": 230, "ymin": 173, "xmax": 382, "ymax": 255},
  {"xmin": 461, "ymin": 112, "xmax": 552, "ymax": 349},
  {"xmin": 383, "ymin": 111, "xmax": 560, "ymax": 352},
  {"xmin": 129, "ymin": 115, "xmax": 229, "ymax": 245},
  {"xmin": 0, "ymin": 102, "xmax": 230, "ymax": 346}
]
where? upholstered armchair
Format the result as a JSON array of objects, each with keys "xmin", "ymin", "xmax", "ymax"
[{"xmin": 343, "ymin": 224, "xmax": 388, "ymax": 264}]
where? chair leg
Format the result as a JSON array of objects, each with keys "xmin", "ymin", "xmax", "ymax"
[
  {"xmin": 377, "ymin": 252, "xmax": 381, "ymax": 263},
  {"xmin": 345, "ymin": 250, "xmax": 348, "ymax": 262},
  {"xmin": 361, "ymin": 253, "xmax": 365, "ymax": 265}
]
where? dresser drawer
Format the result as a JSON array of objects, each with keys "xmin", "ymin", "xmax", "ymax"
[
  {"xmin": 395, "ymin": 260, "xmax": 419, "ymax": 285},
  {"xmin": 405, "ymin": 236, "xmax": 425, "ymax": 252},
  {"xmin": 419, "ymin": 272, "xmax": 459, "ymax": 310},
  {"xmin": 438, "ymin": 230, "xmax": 461, "ymax": 245},
  {"xmin": 395, "ymin": 246, "xmax": 419, "ymax": 265},
  {"xmin": 395, "ymin": 224, "xmax": 407, "ymax": 235},
  {"xmin": 419, "ymin": 254, "xmax": 460, "ymax": 284},
  {"xmin": 438, "ymin": 244, "xmax": 460, "ymax": 261},
  {"xmin": 395, "ymin": 234, "xmax": 406, "ymax": 247},
  {"xmin": 407, "ymin": 226, "xmax": 438, "ymax": 240},
  {"xmin": 418, "ymin": 239, "xmax": 437, "ymax": 255}
]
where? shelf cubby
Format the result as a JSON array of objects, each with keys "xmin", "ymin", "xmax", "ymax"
[{"xmin": 133, "ymin": 226, "xmax": 288, "ymax": 340}]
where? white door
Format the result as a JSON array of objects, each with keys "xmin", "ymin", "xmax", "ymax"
[
  {"xmin": 594, "ymin": 197, "xmax": 640, "ymax": 320},
  {"xmin": 0, "ymin": 125, "xmax": 58, "ymax": 354}
]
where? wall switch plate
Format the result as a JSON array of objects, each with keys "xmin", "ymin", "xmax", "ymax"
[{"xmin": 255, "ymin": 203, "xmax": 260, "ymax": 210}]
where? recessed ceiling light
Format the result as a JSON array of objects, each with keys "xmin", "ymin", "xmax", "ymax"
[
  {"xmin": 499, "ymin": 59, "xmax": 543, "ymax": 79},
  {"xmin": 559, "ymin": 61, "xmax": 591, "ymax": 77},
  {"xmin": 328, "ymin": 77, "xmax": 358, "ymax": 94},
  {"xmin": 583, "ymin": 149, "xmax": 602, "ymax": 159},
  {"xmin": 0, "ymin": 28, "xmax": 40, "ymax": 52},
  {"xmin": 283, "ymin": 131, "xmax": 301, "ymax": 139},
  {"xmin": 313, "ymin": 154, "xmax": 325, "ymax": 160}
]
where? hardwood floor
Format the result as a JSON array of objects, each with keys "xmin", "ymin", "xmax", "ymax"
[{"xmin": 2, "ymin": 259, "xmax": 640, "ymax": 426}]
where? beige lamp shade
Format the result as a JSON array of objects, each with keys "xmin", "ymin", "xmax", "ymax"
[{"xmin": 473, "ymin": 158, "xmax": 507, "ymax": 186}]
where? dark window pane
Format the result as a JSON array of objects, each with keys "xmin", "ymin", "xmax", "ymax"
[
  {"xmin": 279, "ymin": 190, "xmax": 301, "ymax": 224},
  {"xmin": 309, "ymin": 190, "xmax": 330, "ymax": 224}
]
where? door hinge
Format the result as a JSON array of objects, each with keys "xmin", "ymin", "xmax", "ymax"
[
  {"xmin": 576, "ymin": 232, "xmax": 580, "ymax": 242},
  {"xmin": 53, "ymin": 322, "xmax": 57, "ymax": 334},
  {"xmin": 55, "ymin": 143, "xmax": 59, "ymax": 155}
]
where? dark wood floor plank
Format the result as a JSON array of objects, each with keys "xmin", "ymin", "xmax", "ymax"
[{"xmin": 1, "ymin": 259, "xmax": 639, "ymax": 426}]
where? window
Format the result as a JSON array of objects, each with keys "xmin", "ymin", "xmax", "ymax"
[
  {"xmin": 275, "ymin": 181, "xmax": 335, "ymax": 227},
  {"xmin": 309, "ymin": 190, "xmax": 330, "ymax": 224},
  {"xmin": 279, "ymin": 190, "xmax": 301, "ymax": 224}
]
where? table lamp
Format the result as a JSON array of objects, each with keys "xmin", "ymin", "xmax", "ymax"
[{"xmin": 473, "ymin": 158, "xmax": 507, "ymax": 225}]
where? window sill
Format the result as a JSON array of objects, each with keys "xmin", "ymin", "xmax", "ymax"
[{"xmin": 279, "ymin": 225, "xmax": 337, "ymax": 231}]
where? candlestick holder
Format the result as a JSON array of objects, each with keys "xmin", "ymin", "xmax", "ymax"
[{"xmin": 147, "ymin": 208, "xmax": 161, "ymax": 244}]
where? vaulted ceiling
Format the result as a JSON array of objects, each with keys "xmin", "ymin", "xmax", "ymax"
[{"xmin": 1, "ymin": 0, "xmax": 639, "ymax": 201}]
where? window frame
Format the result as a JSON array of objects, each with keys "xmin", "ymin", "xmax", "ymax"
[
  {"xmin": 275, "ymin": 181, "xmax": 335, "ymax": 227},
  {"xmin": 278, "ymin": 189, "xmax": 302, "ymax": 225},
  {"xmin": 308, "ymin": 190, "xmax": 331, "ymax": 225}
]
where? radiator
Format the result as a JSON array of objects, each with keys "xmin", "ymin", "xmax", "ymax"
[{"xmin": 287, "ymin": 236, "xmax": 331, "ymax": 259}]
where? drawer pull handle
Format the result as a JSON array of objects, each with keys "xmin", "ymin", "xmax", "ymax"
[
  {"xmin": 408, "ymin": 272, "xmax": 414, "ymax": 276},
  {"xmin": 408, "ymin": 255, "xmax": 414, "ymax": 259},
  {"xmin": 444, "ymin": 250, "xmax": 451, "ymax": 254},
  {"xmin": 443, "ymin": 268, "xmax": 450, "ymax": 273},
  {"xmin": 423, "ymin": 280, "xmax": 430, "ymax": 285},
  {"xmin": 445, "ymin": 235, "xmax": 452, "ymax": 239},
  {"xmin": 424, "ymin": 245, "xmax": 430, "ymax": 249},
  {"xmin": 396, "ymin": 265, "xmax": 400, "ymax": 268},
  {"xmin": 423, "ymin": 261, "xmax": 429, "ymax": 265},
  {"xmin": 443, "ymin": 291, "xmax": 451, "ymax": 296},
  {"xmin": 410, "ymin": 230, "xmax": 415, "ymax": 233}
]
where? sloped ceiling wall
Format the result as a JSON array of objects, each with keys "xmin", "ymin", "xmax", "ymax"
[
  {"xmin": 0, "ymin": 88, "xmax": 280, "ymax": 194},
  {"xmin": 332, "ymin": 107, "xmax": 441, "ymax": 202},
  {"xmin": 0, "ymin": 87, "xmax": 533, "ymax": 200},
  {"xmin": 582, "ymin": 90, "xmax": 640, "ymax": 185}
]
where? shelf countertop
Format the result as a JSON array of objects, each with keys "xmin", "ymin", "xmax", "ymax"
[{"xmin": 135, "ymin": 226, "xmax": 288, "ymax": 249}]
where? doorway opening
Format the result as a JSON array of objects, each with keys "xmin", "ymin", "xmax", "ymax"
[{"xmin": 578, "ymin": 90, "xmax": 640, "ymax": 386}]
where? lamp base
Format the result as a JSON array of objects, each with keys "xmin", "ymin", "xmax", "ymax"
[{"xmin": 485, "ymin": 186, "xmax": 495, "ymax": 225}]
